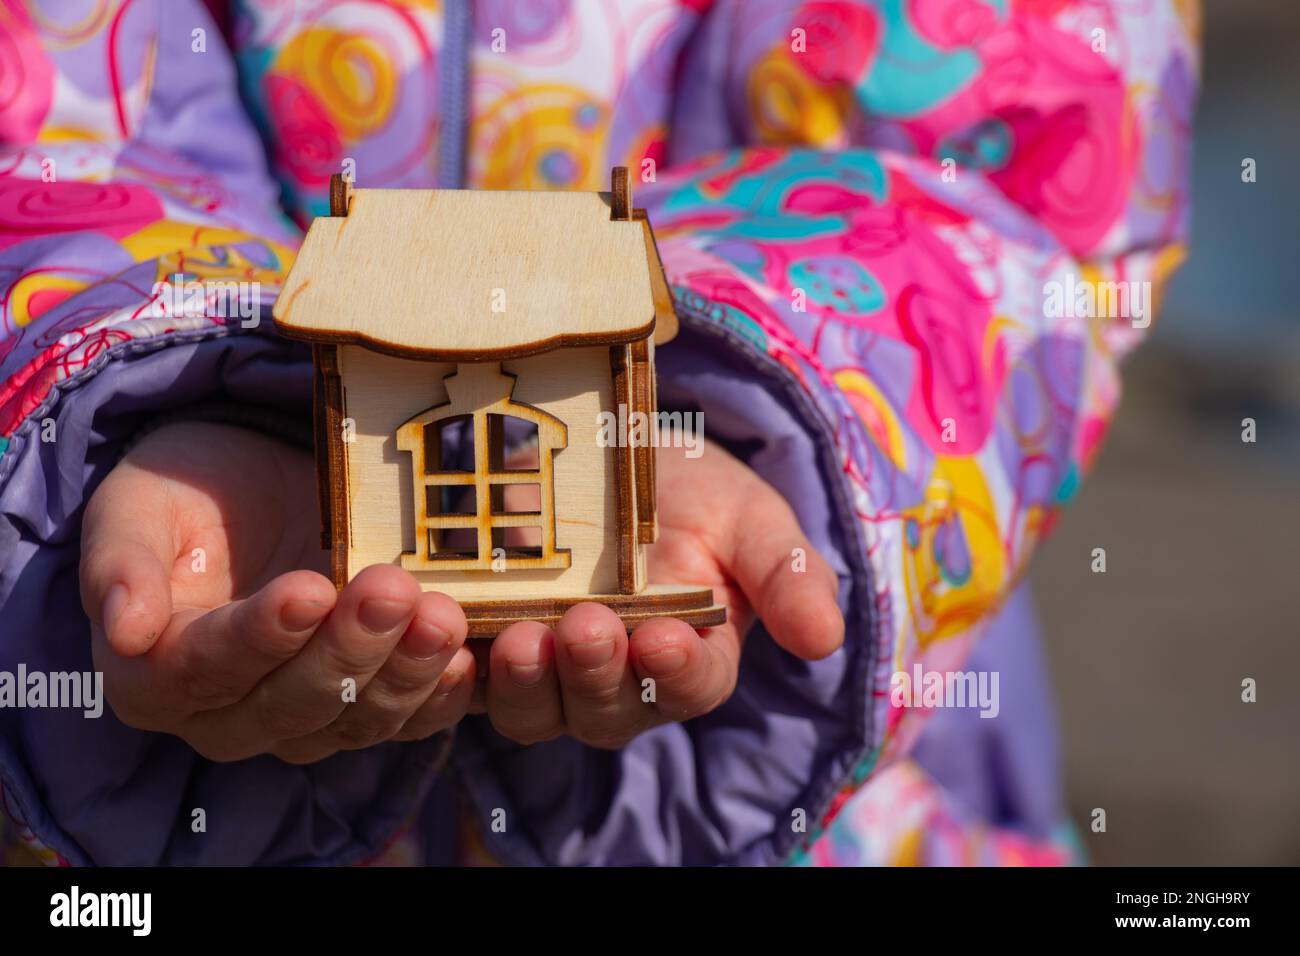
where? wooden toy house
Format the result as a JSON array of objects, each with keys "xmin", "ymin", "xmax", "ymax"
[{"xmin": 272, "ymin": 169, "xmax": 724, "ymax": 635}]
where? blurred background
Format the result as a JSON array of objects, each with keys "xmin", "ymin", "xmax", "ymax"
[{"xmin": 1031, "ymin": 0, "xmax": 1300, "ymax": 865}]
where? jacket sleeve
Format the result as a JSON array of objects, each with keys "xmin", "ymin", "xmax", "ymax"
[
  {"xmin": 0, "ymin": 0, "xmax": 445, "ymax": 866},
  {"xmin": 437, "ymin": 0, "xmax": 1198, "ymax": 868},
  {"xmin": 642, "ymin": 0, "xmax": 1198, "ymax": 861}
]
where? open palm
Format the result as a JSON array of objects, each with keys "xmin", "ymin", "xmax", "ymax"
[
  {"xmin": 81, "ymin": 422, "xmax": 843, "ymax": 760},
  {"xmin": 81, "ymin": 422, "xmax": 475, "ymax": 762},
  {"xmin": 466, "ymin": 439, "xmax": 844, "ymax": 747}
]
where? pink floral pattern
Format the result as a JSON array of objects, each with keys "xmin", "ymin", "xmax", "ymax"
[{"xmin": 0, "ymin": 0, "xmax": 1199, "ymax": 866}]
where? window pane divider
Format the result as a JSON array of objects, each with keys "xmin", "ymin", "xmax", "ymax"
[
  {"xmin": 488, "ymin": 513, "xmax": 542, "ymax": 528},
  {"xmin": 486, "ymin": 471, "xmax": 542, "ymax": 484}
]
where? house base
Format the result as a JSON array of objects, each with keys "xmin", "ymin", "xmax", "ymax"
[{"xmin": 460, "ymin": 584, "xmax": 726, "ymax": 637}]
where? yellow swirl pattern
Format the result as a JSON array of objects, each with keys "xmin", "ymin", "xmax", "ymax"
[{"xmin": 273, "ymin": 28, "xmax": 397, "ymax": 140}]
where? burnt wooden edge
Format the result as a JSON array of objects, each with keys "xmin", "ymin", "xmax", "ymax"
[
  {"xmin": 273, "ymin": 319, "xmax": 656, "ymax": 364},
  {"xmin": 329, "ymin": 173, "xmax": 352, "ymax": 217},
  {"xmin": 463, "ymin": 588, "xmax": 715, "ymax": 615},
  {"xmin": 312, "ymin": 346, "xmax": 332, "ymax": 551},
  {"xmin": 396, "ymin": 365, "xmax": 573, "ymax": 572},
  {"xmin": 609, "ymin": 344, "xmax": 637, "ymax": 593},
  {"xmin": 610, "ymin": 166, "xmax": 632, "ymax": 221},
  {"xmin": 631, "ymin": 336, "xmax": 658, "ymax": 544},
  {"xmin": 634, "ymin": 212, "xmax": 679, "ymax": 346},
  {"xmin": 466, "ymin": 606, "xmax": 725, "ymax": 637},
  {"xmin": 315, "ymin": 344, "xmax": 349, "ymax": 589},
  {"xmin": 458, "ymin": 587, "xmax": 725, "ymax": 637}
]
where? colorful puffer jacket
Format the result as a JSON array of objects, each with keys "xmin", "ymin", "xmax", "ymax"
[{"xmin": 0, "ymin": 0, "xmax": 1198, "ymax": 866}]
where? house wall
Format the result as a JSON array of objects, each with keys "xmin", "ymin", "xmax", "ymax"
[{"xmin": 338, "ymin": 345, "xmax": 623, "ymax": 600}]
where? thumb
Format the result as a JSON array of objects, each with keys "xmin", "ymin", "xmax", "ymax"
[
  {"xmin": 79, "ymin": 470, "xmax": 174, "ymax": 657},
  {"xmin": 725, "ymin": 479, "xmax": 845, "ymax": 661}
]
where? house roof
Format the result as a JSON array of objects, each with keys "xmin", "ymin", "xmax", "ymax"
[{"xmin": 273, "ymin": 186, "xmax": 673, "ymax": 360}]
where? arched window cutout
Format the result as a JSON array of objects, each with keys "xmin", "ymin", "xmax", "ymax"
[
  {"xmin": 423, "ymin": 415, "xmax": 474, "ymax": 473},
  {"xmin": 396, "ymin": 364, "xmax": 571, "ymax": 572},
  {"xmin": 488, "ymin": 414, "xmax": 540, "ymax": 471}
]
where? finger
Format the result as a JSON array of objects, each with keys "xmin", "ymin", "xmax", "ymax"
[
  {"xmin": 390, "ymin": 645, "xmax": 478, "ymax": 742},
  {"xmin": 79, "ymin": 468, "xmax": 175, "ymax": 656},
  {"xmin": 627, "ymin": 616, "xmax": 741, "ymax": 721},
  {"xmin": 552, "ymin": 603, "xmax": 648, "ymax": 749},
  {"xmin": 169, "ymin": 570, "xmax": 337, "ymax": 709},
  {"xmin": 183, "ymin": 564, "xmax": 419, "ymax": 759},
  {"xmin": 94, "ymin": 571, "xmax": 336, "ymax": 726},
  {"xmin": 485, "ymin": 621, "xmax": 564, "ymax": 745},
  {"xmin": 725, "ymin": 482, "xmax": 844, "ymax": 660},
  {"xmin": 259, "ymin": 654, "xmax": 470, "ymax": 761},
  {"xmin": 315, "ymin": 590, "xmax": 467, "ymax": 750},
  {"xmin": 92, "ymin": 624, "xmax": 183, "ymax": 733}
]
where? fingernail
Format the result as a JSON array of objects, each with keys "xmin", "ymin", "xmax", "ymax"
[
  {"xmin": 403, "ymin": 616, "xmax": 452, "ymax": 659},
  {"xmin": 358, "ymin": 597, "xmax": 412, "ymax": 634},
  {"xmin": 102, "ymin": 583, "xmax": 128, "ymax": 636},
  {"xmin": 433, "ymin": 667, "xmax": 464, "ymax": 698},
  {"xmin": 507, "ymin": 660, "xmax": 545, "ymax": 687},
  {"xmin": 280, "ymin": 598, "xmax": 331, "ymax": 632},
  {"xmin": 639, "ymin": 646, "xmax": 688, "ymax": 677},
  {"xmin": 566, "ymin": 637, "xmax": 616, "ymax": 670}
]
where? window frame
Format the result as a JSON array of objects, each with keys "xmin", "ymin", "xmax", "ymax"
[{"xmin": 396, "ymin": 367, "xmax": 571, "ymax": 572}]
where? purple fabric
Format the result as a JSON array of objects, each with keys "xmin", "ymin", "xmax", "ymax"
[
  {"xmin": 134, "ymin": 1, "xmax": 295, "ymax": 244},
  {"xmin": 446, "ymin": 324, "xmax": 872, "ymax": 865},
  {"xmin": 910, "ymin": 584, "xmax": 1064, "ymax": 840},
  {"xmin": 0, "ymin": 328, "xmax": 448, "ymax": 865},
  {"xmin": 443, "ymin": 326, "xmax": 1062, "ymax": 863},
  {"xmin": 0, "ymin": 314, "xmax": 1063, "ymax": 865},
  {"xmin": 0, "ymin": 0, "xmax": 1070, "ymax": 866}
]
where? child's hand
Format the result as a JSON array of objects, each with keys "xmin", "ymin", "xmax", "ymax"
[
  {"xmin": 79, "ymin": 422, "xmax": 474, "ymax": 763},
  {"xmin": 480, "ymin": 440, "xmax": 844, "ymax": 749},
  {"xmin": 81, "ymin": 424, "xmax": 841, "ymax": 760}
]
